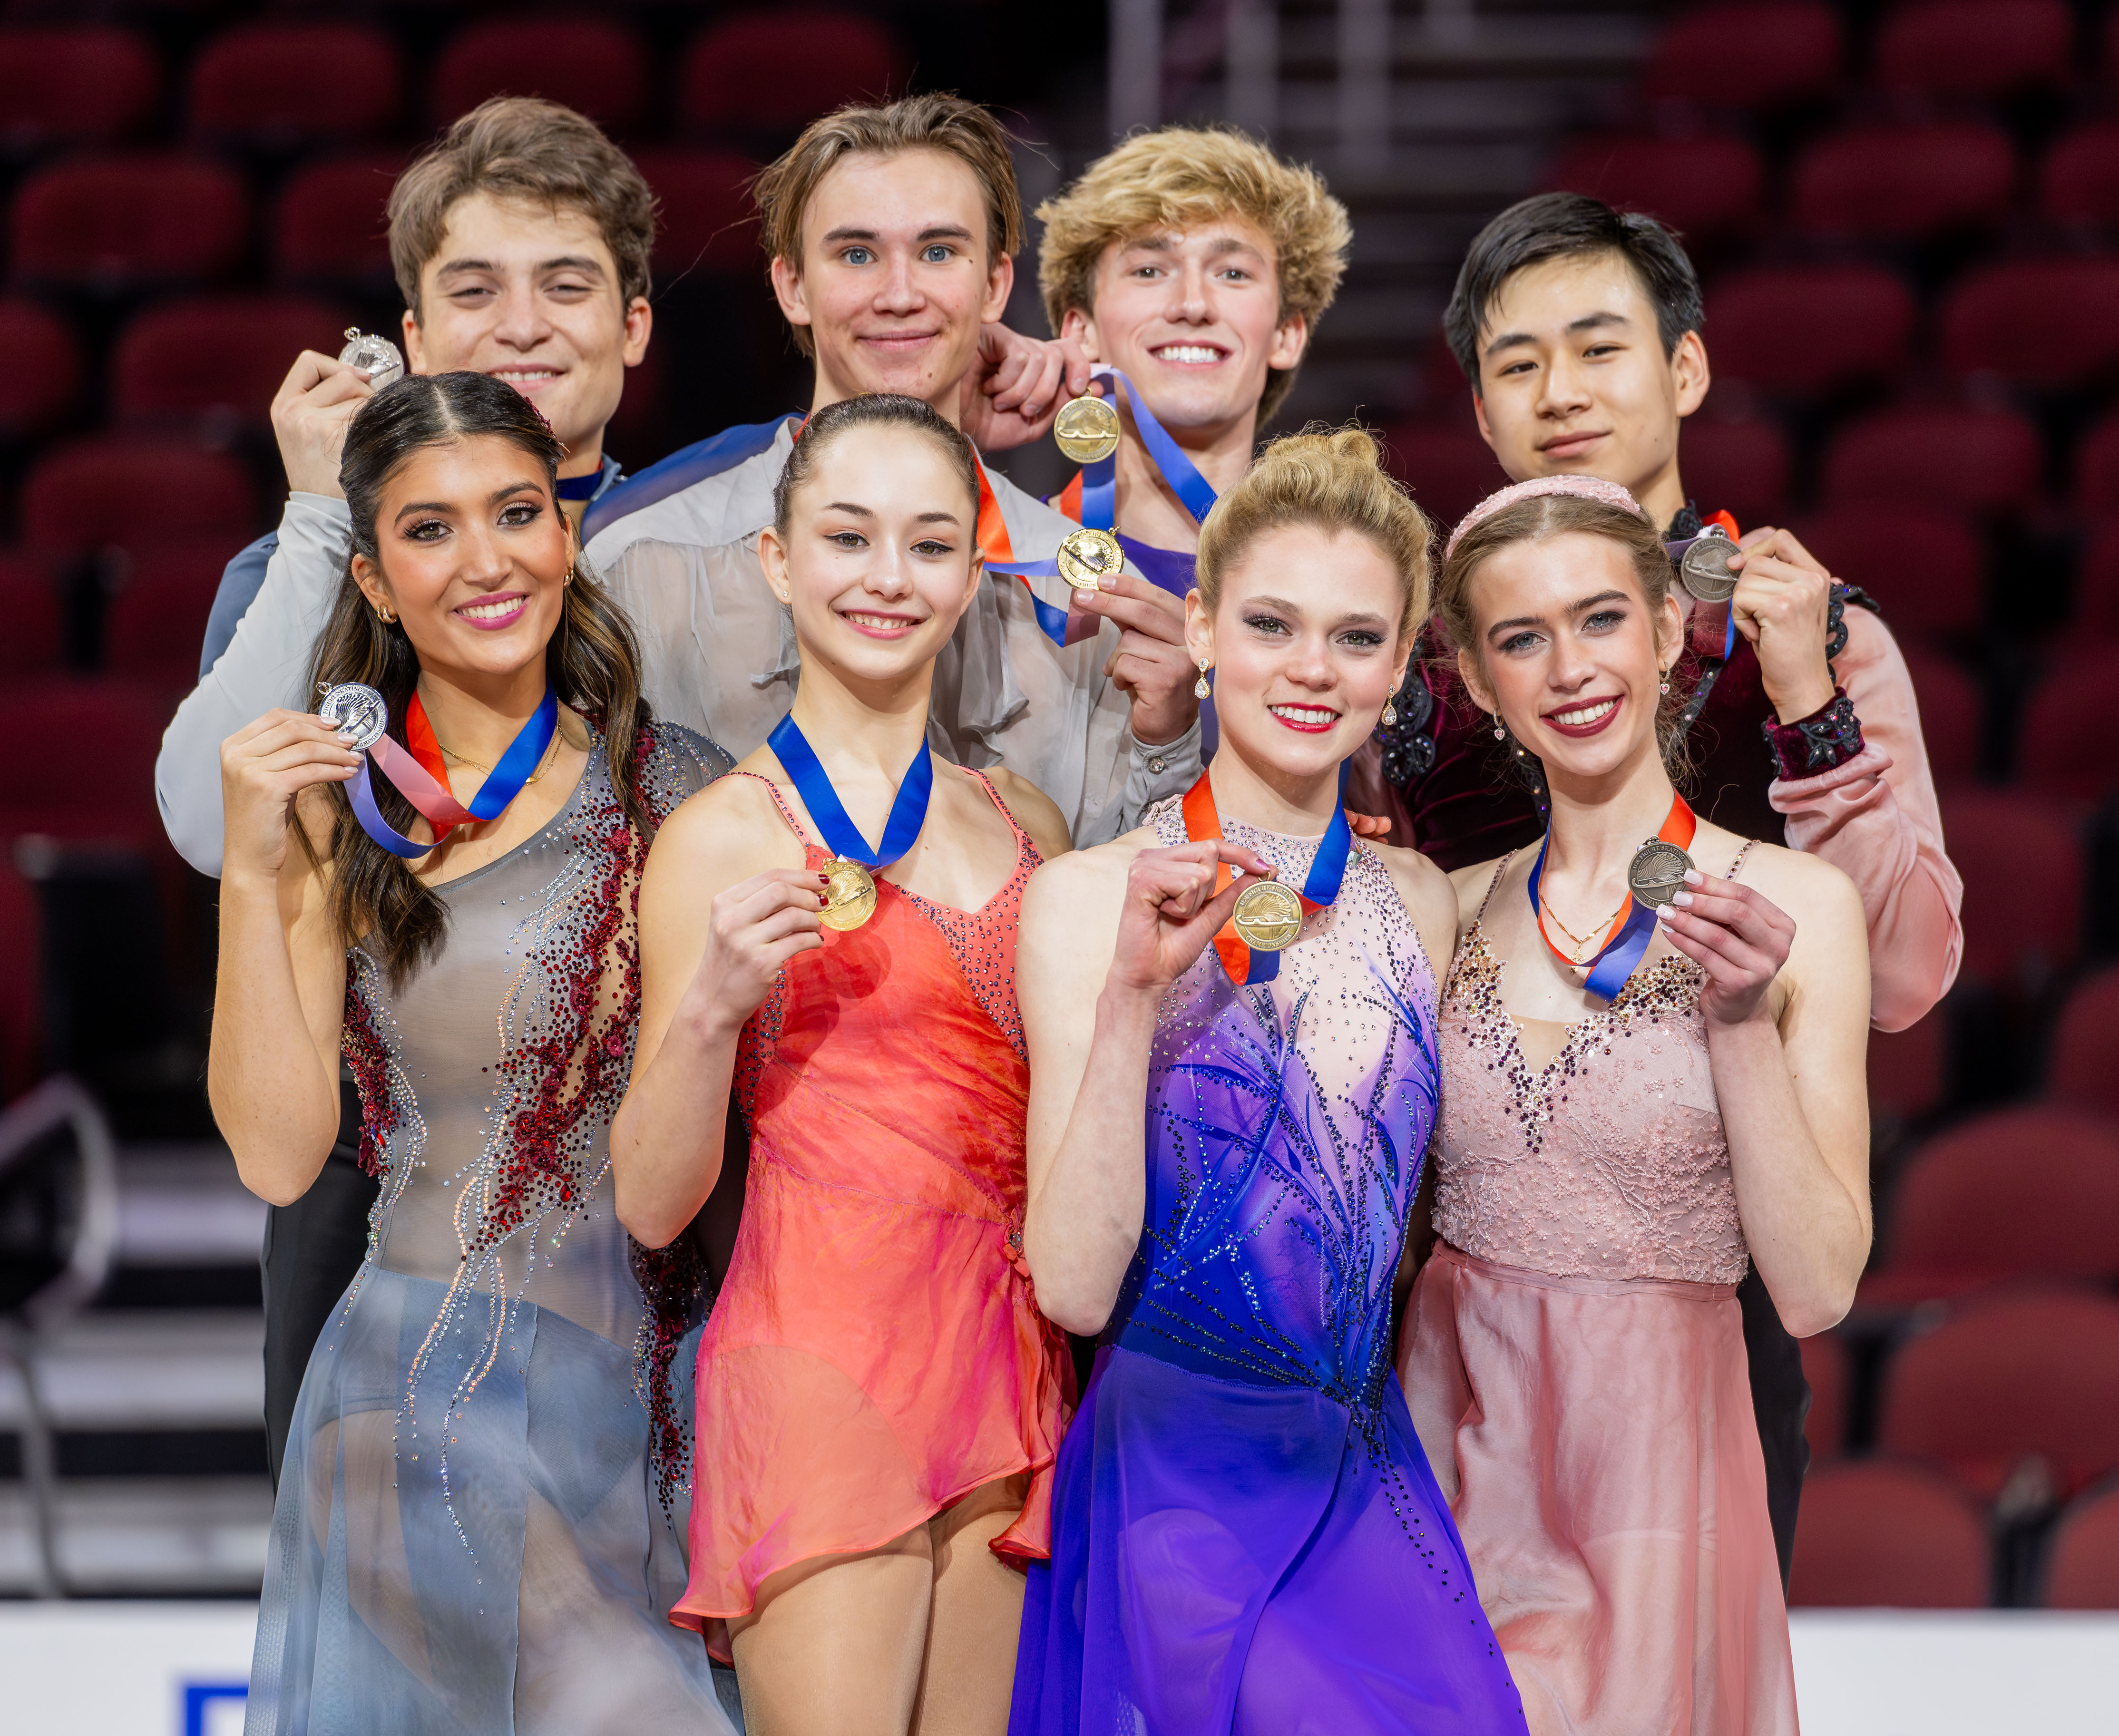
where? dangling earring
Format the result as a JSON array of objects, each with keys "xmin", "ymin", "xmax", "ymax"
[
  {"xmin": 1382, "ymin": 697, "xmax": 1398, "ymax": 727},
  {"xmin": 1193, "ymin": 657, "xmax": 1212, "ymax": 700},
  {"xmin": 1492, "ymin": 712, "xmax": 1505, "ymax": 741},
  {"xmin": 1658, "ymin": 664, "xmax": 1670, "ymax": 695}
]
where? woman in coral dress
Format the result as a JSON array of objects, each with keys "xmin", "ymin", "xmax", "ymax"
[
  {"xmin": 1010, "ymin": 429, "xmax": 1526, "ymax": 1736},
  {"xmin": 1398, "ymin": 477, "xmax": 1875, "ymax": 1735},
  {"xmin": 613, "ymin": 394, "xmax": 1074, "ymax": 1735}
]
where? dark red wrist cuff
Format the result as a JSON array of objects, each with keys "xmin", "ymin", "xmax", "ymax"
[{"xmin": 1762, "ymin": 687, "xmax": 1864, "ymax": 780}]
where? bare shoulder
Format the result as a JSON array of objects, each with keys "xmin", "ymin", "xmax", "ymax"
[
  {"xmin": 1365, "ymin": 839, "xmax": 1455, "ymax": 930},
  {"xmin": 1025, "ymin": 825, "xmax": 1147, "ymax": 903},
  {"xmin": 1724, "ymin": 832, "xmax": 1862, "ymax": 929},
  {"xmin": 648, "ymin": 759, "xmax": 794, "ymax": 876},
  {"xmin": 1446, "ymin": 854, "xmax": 1511, "ymax": 933},
  {"xmin": 983, "ymin": 764, "xmax": 1073, "ymax": 863}
]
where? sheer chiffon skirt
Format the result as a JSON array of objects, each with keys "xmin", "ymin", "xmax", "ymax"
[
  {"xmin": 1400, "ymin": 1245, "xmax": 1797, "ymax": 1736},
  {"xmin": 246, "ymin": 1266, "xmax": 731, "ymax": 1736},
  {"xmin": 1011, "ymin": 1343, "xmax": 1527, "ymax": 1736}
]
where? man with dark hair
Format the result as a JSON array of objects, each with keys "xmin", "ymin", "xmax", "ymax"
[{"xmin": 1362, "ymin": 189, "xmax": 1963, "ymax": 1580}]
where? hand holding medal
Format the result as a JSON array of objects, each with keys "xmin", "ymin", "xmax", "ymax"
[
  {"xmin": 215, "ymin": 707, "xmax": 364, "ymax": 881},
  {"xmin": 1652, "ymin": 862, "xmax": 1797, "ymax": 1028},
  {"xmin": 1109, "ymin": 836, "xmax": 1275, "ymax": 996},
  {"xmin": 1181, "ymin": 766, "xmax": 1354, "ymax": 987}
]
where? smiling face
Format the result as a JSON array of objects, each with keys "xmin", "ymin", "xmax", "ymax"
[
  {"xmin": 758, "ymin": 422, "xmax": 984, "ymax": 688},
  {"xmin": 1470, "ymin": 252, "xmax": 1708, "ymax": 530},
  {"xmin": 1188, "ymin": 521, "xmax": 1411, "ymax": 780},
  {"xmin": 401, "ymin": 192, "xmax": 652, "ymax": 470},
  {"xmin": 1062, "ymin": 214, "xmax": 1308, "ymax": 441},
  {"xmin": 772, "ymin": 149, "xmax": 1014, "ymax": 419},
  {"xmin": 350, "ymin": 432, "xmax": 572, "ymax": 685},
  {"xmin": 1455, "ymin": 530, "xmax": 1684, "ymax": 785}
]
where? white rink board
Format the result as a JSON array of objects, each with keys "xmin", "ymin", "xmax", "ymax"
[{"xmin": 0, "ymin": 1604, "xmax": 2116, "ymax": 1733}]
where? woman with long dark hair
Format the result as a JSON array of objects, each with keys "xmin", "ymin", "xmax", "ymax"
[{"xmin": 212, "ymin": 371, "xmax": 737, "ymax": 1732}]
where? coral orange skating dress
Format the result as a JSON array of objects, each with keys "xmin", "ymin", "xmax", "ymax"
[{"xmin": 674, "ymin": 767, "xmax": 1072, "ymax": 1658}]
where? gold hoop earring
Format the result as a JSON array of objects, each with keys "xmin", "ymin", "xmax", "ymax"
[
  {"xmin": 1193, "ymin": 656, "xmax": 1212, "ymax": 700},
  {"xmin": 377, "ymin": 604, "xmax": 394, "ymax": 625}
]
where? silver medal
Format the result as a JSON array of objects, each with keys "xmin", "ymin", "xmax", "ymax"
[
  {"xmin": 1676, "ymin": 526, "xmax": 1739, "ymax": 603},
  {"xmin": 338, "ymin": 327, "xmax": 405, "ymax": 390},
  {"xmin": 318, "ymin": 681, "xmax": 388, "ymax": 751}
]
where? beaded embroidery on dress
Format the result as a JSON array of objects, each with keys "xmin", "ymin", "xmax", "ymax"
[{"xmin": 246, "ymin": 722, "xmax": 739, "ymax": 1736}]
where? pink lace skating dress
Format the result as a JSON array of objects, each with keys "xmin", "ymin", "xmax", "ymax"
[{"xmin": 1398, "ymin": 850, "xmax": 1798, "ymax": 1736}]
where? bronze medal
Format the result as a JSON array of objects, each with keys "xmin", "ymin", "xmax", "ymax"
[
  {"xmin": 1056, "ymin": 526, "xmax": 1123, "ymax": 592},
  {"xmin": 1053, "ymin": 392, "xmax": 1121, "ymax": 464},
  {"xmin": 1626, "ymin": 838, "xmax": 1693, "ymax": 907},
  {"xmin": 1677, "ymin": 529, "xmax": 1739, "ymax": 603},
  {"xmin": 1230, "ymin": 878, "xmax": 1304, "ymax": 952},
  {"xmin": 819, "ymin": 858, "xmax": 878, "ymax": 931}
]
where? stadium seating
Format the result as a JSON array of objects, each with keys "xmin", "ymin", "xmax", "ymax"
[
  {"xmin": 1791, "ymin": 124, "xmax": 2017, "ymax": 240},
  {"xmin": 1859, "ymin": 1106, "xmax": 2119, "ymax": 1307},
  {"xmin": 2016, "ymin": 651, "xmax": 2119, "ymax": 806},
  {"xmin": 21, "ymin": 438, "xmax": 253, "ymax": 559},
  {"xmin": 112, "ymin": 295, "xmax": 349, "ymax": 427},
  {"xmin": 273, "ymin": 153, "xmax": 404, "ymax": 291},
  {"xmin": 1794, "ymin": 506, "xmax": 1985, "ymax": 643},
  {"xmin": 1942, "ymin": 259, "xmax": 2119, "ymax": 391},
  {"xmin": 2047, "ymin": 965, "xmax": 2119, "ymax": 1120},
  {"xmin": 1874, "ymin": 0, "xmax": 2072, "ymax": 100},
  {"xmin": 2039, "ymin": 121, "xmax": 2119, "ymax": 229},
  {"xmin": 0, "ymin": 676, "xmax": 171, "ymax": 849},
  {"xmin": 678, "ymin": 11, "xmax": 905, "ymax": 139},
  {"xmin": 430, "ymin": 20, "xmax": 648, "ymax": 134},
  {"xmin": 0, "ymin": 27, "xmax": 158, "ymax": 154},
  {"xmin": 1678, "ymin": 418, "xmax": 1788, "ymax": 526},
  {"xmin": 1638, "ymin": 2, "xmax": 1843, "ymax": 108},
  {"xmin": 1546, "ymin": 133, "xmax": 1764, "ymax": 238},
  {"xmin": 104, "ymin": 542, "xmax": 231, "ymax": 688},
  {"xmin": 1704, "ymin": 264, "xmax": 1914, "ymax": 401},
  {"xmin": 1894, "ymin": 645, "xmax": 1981, "ymax": 782},
  {"xmin": 1799, "ymin": 1329, "xmax": 1849, "ymax": 1461},
  {"xmin": 1877, "ymin": 1287, "xmax": 2119, "ymax": 1502},
  {"xmin": 2044, "ymin": 1480, "xmax": 2119, "ymax": 1609},
  {"xmin": 632, "ymin": 150, "xmax": 761, "ymax": 278},
  {"xmin": 0, "ymin": 552, "xmax": 63, "ymax": 676},
  {"xmin": 12, "ymin": 156, "xmax": 248, "ymax": 292},
  {"xmin": 1788, "ymin": 1459, "xmax": 1991, "ymax": 1607},
  {"xmin": 1867, "ymin": 1006, "xmax": 1952, "ymax": 1122},
  {"xmin": 1383, "ymin": 422, "xmax": 1511, "ymax": 528},
  {"xmin": 1936, "ymin": 788, "xmax": 2080, "ymax": 988},
  {"xmin": 1822, "ymin": 406, "xmax": 2041, "ymax": 517},
  {"xmin": 0, "ymin": 297, "xmax": 81, "ymax": 436},
  {"xmin": 188, "ymin": 23, "xmax": 401, "ymax": 151}
]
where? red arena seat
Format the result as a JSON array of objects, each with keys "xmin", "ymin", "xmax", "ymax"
[
  {"xmin": 1705, "ymin": 265, "xmax": 1914, "ymax": 400},
  {"xmin": 21, "ymin": 438, "xmax": 253, "ymax": 559},
  {"xmin": 1876, "ymin": 0, "xmax": 2071, "ymax": 100},
  {"xmin": 0, "ymin": 859, "xmax": 39, "ymax": 1099},
  {"xmin": 0, "ymin": 552, "xmax": 61, "ymax": 676},
  {"xmin": 12, "ymin": 155, "xmax": 248, "ymax": 292},
  {"xmin": 2040, "ymin": 122, "xmax": 2119, "ymax": 228},
  {"xmin": 680, "ymin": 11, "xmax": 904, "ymax": 138},
  {"xmin": 1895, "ymin": 645, "xmax": 1981, "ymax": 782},
  {"xmin": 431, "ymin": 20, "xmax": 647, "ymax": 133},
  {"xmin": 273, "ymin": 153, "xmax": 403, "ymax": 290},
  {"xmin": 1788, "ymin": 1459, "xmax": 1991, "ymax": 1608},
  {"xmin": 0, "ymin": 675, "xmax": 171, "ymax": 848},
  {"xmin": 1800, "ymin": 1330, "xmax": 1850, "ymax": 1461},
  {"xmin": 189, "ymin": 22, "xmax": 400, "ymax": 149},
  {"xmin": 113, "ymin": 295, "xmax": 347, "ymax": 427},
  {"xmin": 0, "ymin": 27, "xmax": 158, "ymax": 153},
  {"xmin": 1384, "ymin": 421, "xmax": 1511, "ymax": 530},
  {"xmin": 2017, "ymin": 650, "xmax": 2119, "ymax": 806},
  {"xmin": 1860, "ymin": 1107, "xmax": 2119, "ymax": 1308},
  {"xmin": 2073, "ymin": 411, "xmax": 2119, "ymax": 515},
  {"xmin": 2076, "ymin": 520, "xmax": 2119, "ymax": 639},
  {"xmin": 2046, "ymin": 1481, "xmax": 2119, "ymax": 1608},
  {"xmin": 1937, "ymin": 788, "xmax": 2080, "ymax": 988},
  {"xmin": 1822, "ymin": 406, "xmax": 2041, "ymax": 517},
  {"xmin": 632, "ymin": 150, "xmax": 761, "ymax": 278},
  {"xmin": 1639, "ymin": 2, "xmax": 1843, "ymax": 108},
  {"xmin": 1868, "ymin": 1007, "xmax": 1952, "ymax": 1122},
  {"xmin": 1546, "ymin": 133, "xmax": 1763, "ymax": 238},
  {"xmin": 1877, "ymin": 1287, "xmax": 2119, "ymax": 1502},
  {"xmin": 105, "ymin": 542, "xmax": 229, "ymax": 687},
  {"xmin": 0, "ymin": 299, "xmax": 80, "ymax": 436},
  {"xmin": 1794, "ymin": 505, "xmax": 1985, "ymax": 642},
  {"xmin": 1792, "ymin": 124, "xmax": 2017, "ymax": 241},
  {"xmin": 1943, "ymin": 259, "xmax": 2119, "ymax": 390},
  {"xmin": 2049, "ymin": 965, "xmax": 2119, "ymax": 1120},
  {"xmin": 1676, "ymin": 419, "xmax": 1787, "ymax": 526}
]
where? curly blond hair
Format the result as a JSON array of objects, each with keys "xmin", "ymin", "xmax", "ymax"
[
  {"xmin": 1197, "ymin": 425, "xmax": 1431, "ymax": 637},
  {"xmin": 1036, "ymin": 127, "xmax": 1350, "ymax": 423}
]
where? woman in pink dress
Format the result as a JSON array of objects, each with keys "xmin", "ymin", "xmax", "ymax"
[{"xmin": 1398, "ymin": 477, "xmax": 1874, "ymax": 1735}]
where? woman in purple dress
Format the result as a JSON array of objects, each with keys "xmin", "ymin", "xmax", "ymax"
[{"xmin": 1009, "ymin": 429, "xmax": 1526, "ymax": 1735}]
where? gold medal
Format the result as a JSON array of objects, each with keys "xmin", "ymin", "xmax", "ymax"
[
  {"xmin": 1056, "ymin": 526, "xmax": 1123, "ymax": 592},
  {"xmin": 1230, "ymin": 878, "xmax": 1304, "ymax": 952},
  {"xmin": 1053, "ymin": 391, "xmax": 1121, "ymax": 464},
  {"xmin": 819, "ymin": 858, "xmax": 878, "ymax": 931}
]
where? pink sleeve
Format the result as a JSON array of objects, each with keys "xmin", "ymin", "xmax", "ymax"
[{"xmin": 1768, "ymin": 606, "xmax": 1963, "ymax": 1032}]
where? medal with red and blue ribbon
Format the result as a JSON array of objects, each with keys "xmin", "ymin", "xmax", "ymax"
[
  {"xmin": 1528, "ymin": 791, "xmax": 1696, "ymax": 1001},
  {"xmin": 320, "ymin": 681, "xmax": 559, "ymax": 860},
  {"xmin": 1182, "ymin": 762, "xmax": 1352, "ymax": 986}
]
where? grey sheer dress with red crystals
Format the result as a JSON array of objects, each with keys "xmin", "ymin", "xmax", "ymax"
[{"xmin": 244, "ymin": 722, "xmax": 741, "ymax": 1736}]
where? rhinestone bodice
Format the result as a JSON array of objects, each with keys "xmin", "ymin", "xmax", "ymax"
[{"xmin": 1109, "ymin": 798, "xmax": 1442, "ymax": 1415}]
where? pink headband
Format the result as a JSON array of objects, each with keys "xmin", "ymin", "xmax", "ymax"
[{"xmin": 1444, "ymin": 474, "xmax": 1647, "ymax": 560}]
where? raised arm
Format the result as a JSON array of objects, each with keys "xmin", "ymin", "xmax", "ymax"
[
  {"xmin": 208, "ymin": 710, "xmax": 362, "ymax": 1206},
  {"xmin": 1019, "ymin": 836, "xmax": 1261, "ymax": 1335},
  {"xmin": 1658, "ymin": 852, "xmax": 1873, "ymax": 1337},
  {"xmin": 156, "ymin": 352, "xmax": 377, "ymax": 876},
  {"xmin": 609, "ymin": 784, "xmax": 826, "ymax": 1249}
]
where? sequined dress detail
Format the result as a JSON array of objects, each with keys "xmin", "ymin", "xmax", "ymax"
[
  {"xmin": 1400, "ymin": 848, "xmax": 1799, "ymax": 1736},
  {"xmin": 674, "ymin": 766, "xmax": 1072, "ymax": 1658},
  {"xmin": 246, "ymin": 724, "xmax": 740, "ymax": 1736},
  {"xmin": 1011, "ymin": 798, "xmax": 1527, "ymax": 1736}
]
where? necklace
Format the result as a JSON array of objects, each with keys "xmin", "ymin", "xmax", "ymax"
[
  {"xmin": 434, "ymin": 722, "xmax": 564, "ymax": 784},
  {"xmin": 1537, "ymin": 889, "xmax": 1634, "ymax": 965}
]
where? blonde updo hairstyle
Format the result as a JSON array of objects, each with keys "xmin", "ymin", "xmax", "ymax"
[
  {"xmin": 1195, "ymin": 425, "xmax": 1432, "ymax": 640},
  {"xmin": 1436, "ymin": 490, "xmax": 1688, "ymax": 759}
]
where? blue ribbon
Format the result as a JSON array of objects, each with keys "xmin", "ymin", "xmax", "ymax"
[
  {"xmin": 349, "ymin": 758, "xmax": 433, "ymax": 860},
  {"xmin": 767, "ymin": 713, "xmax": 934, "ymax": 867},
  {"xmin": 1073, "ymin": 369, "xmax": 1219, "ymax": 531},
  {"xmin": 1241, "ymin": 762, "xmax": 1354, "ymax": 985},
  {"xmin": 1666, "ymin": 532, "xmax": 1741, "ymax": 661},
  {"xmin": 1525, "ymin": 831, "xmax": 1658, "ymax": 1002},
  {"xmin": 347, "ymin": 686, "xmax": 559, "ymax": 861}
]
